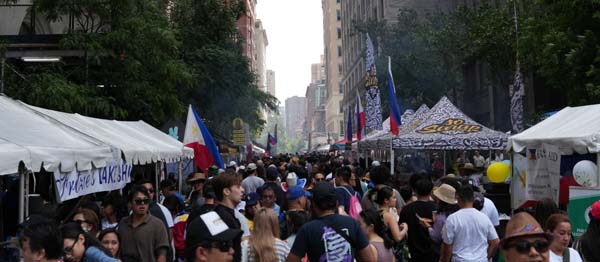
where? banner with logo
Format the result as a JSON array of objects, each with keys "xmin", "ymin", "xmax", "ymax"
[
  {"xmin": 511, "ymin": 152, "xmax": 528, "ymax": 209},
  {"xmin": 54, "ymin": 161, "xmax": 132, "ymax": 202},
  {"xmin": 525, "ymin": 143, "xmax": 560, "ymax": 203},
  {"xmin": 568, "ymin": 187, "xmax": 600, "ymax": 238}
]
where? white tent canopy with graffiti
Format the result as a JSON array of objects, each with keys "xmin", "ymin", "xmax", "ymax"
[{"xmin": 393, "ymin": 96, "xmax": 508, "ymax": 150}]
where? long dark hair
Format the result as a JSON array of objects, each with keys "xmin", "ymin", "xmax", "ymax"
[
  {"xmin": 98, "ymin": 227, "xmax": 121, "ymax": 258},
  {"xmin": 360, "ymin": 209, "xmax": 394, "ymax": 249},
  {"xmin": 580, "ymin": 216, "xmax": 600, "ymax": 262},
  {"xmin": 368, "ymin": 185, "xmax": 394, "ymax": 206},
  {"xmin": 60, "ymin": 222, "xmax": 112, "ymax": 257}
]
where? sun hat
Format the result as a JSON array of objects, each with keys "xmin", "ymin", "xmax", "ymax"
[
  {"xmin": 187, "ymin": 172, "xmax": 207, "ymax": 183},
  {"xmin": 433, "ymin": 184, "xmax": 457, "ymax": 204},
  {"xmin": 461, "ymin": 163, "xmax": 476, "ymax": 170},
  {"xmin": 501, "ymin": 212, "xmax": 551, "ymax": 246}
]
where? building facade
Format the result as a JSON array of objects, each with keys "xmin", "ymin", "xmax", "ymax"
[
  {"xmin": 285, "ymin": 96, "xmax": 307, "ymax": 139},
  {"xmin": 322, "ymin": 0, "xmax": 344, "ymax": 142},
  {"xmin": 306, "ymin": 57, "xmax": 328, "ymax": 149},
  {"xmin": 266, "ymin": 69, "xmax": 276, "ymax": 97},
  {"xmin": 254, "ymin": 19, "xmax": 268, "ymax": 93}
]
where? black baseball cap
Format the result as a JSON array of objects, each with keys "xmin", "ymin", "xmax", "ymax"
[
  {"xmin": 311, "ymin": 182, "xmax": 337, "ymax": 202},
  {"xmin": 186, "ymin": 211, "xmax": 242, "ymax": 249}
]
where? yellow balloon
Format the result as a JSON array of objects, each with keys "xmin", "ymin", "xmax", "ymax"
[{"xmin": 487, "ymin": 162, "xmax": 510, "ymax": 183}]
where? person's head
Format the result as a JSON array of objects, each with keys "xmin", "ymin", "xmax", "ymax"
[
  {"xmin": 140, "ymin": 180, "xmax": 156, "ymax": 201},
  {"xmin": 127, "ymin": 185, "xmax": 151, "ymax": 216},
  {"xmin": 60, "ymin": 222, "xmax": 111, "ymax": 262},
  {"xmin": 311, "ymin": 173, "xmax": 325, "ymax": 185},
  {"xmin": 369, "ymin": 165, "xmax": 391, "ymax": 185},
  {"xmin": 439, "ymin": 176, "xmax": 461, "ymax": 190},
  {"xmin": 243, "ymin": 192, "xmax": 261, "ymax": 220},
  {"xmin": 370, "ymin": 185, "xmax": 396, "ymax": 207},
  {"xmin": 456, "ymin": 185, "xmax": 474, "ymax": 207},
  {"xmin": 287, "ymin": 185, "xmax": 310, "ymax": 209},
  {"xmin": 260, "ymin": 187, "xmax": 276, "ymax": 209},
  {"xmin": 287, "ymin": 210, "xmax": 310, "ymax": 236},
  {"xmin": 414, "ymin": 178, "xmax": 433, "ymax": 197},
  {"xmin": 433, "ymin": 184, "xmax": 458, "ymax": 214},
  {"xmin": 409, "ymin": 170, "xmax": 430, "ymax": 190},
  {"xmin": 98, "ymin": 228, "xmax": 120, "ymax": 258},
  {"xmin": 101, "ymin": 191, "xmax": 125, "ymax": 221},
  {"xmin": 310, "ymin": 182, "xmax": 338, "ymax": 214},
  {"xmin": 545, "ymin": 214, "xmax": 571, "ymax": 252},
  {"xmin": 249, "ymin": 208, "xmax": 280, "ymax": 261},
  {"xmin": 163, "ymin": 194, "xmax": 184, "ymax": 217},
  {"xmin": 72, "ymin": 208, "xmax": 100, "ymax": 237},
  {"xmin": 335, "ymin": 166, "xmax": 352, "ymax": 185},
  {"xmin": 359, "ymin": 209, "xmax": 394, "ymax": 249},
  {"xmin": 188, "ymin": 172, "xmax": 207, "ymax": 192},
  {"xmin": 212, "ymin": 173, "xmax": 244, "ymax": 206},
  {"xmin": 475, "ymin": 150, "xmax": 480, "ymax": 156},
  {"xmin": 19, "ymin": 215, "xmax": 62, "ymax": 262},
  {"xmin": 534, "ymin": 198, "xmax": 560, "ymax": 230},
  {"xmin": 579, "ymin": 200, "xmax": 600, "ymax": 261},
  {"xmin": 246, "ymin": 163, "xmax": 257, "ymax": 175},
  {"xmin": 501, "ymin": 212, "xmax": 551, "ymax": 262},
  {"xmin": 185, "ymin": 211, "xmax": 242, "ymax": 262},
  {"xmin": 398, "ymin": 186, "xmax": 413, "ymax": 203},
  {"xmin": 266, "ymin": 166, "xmax": 280, "ymax": 182}
]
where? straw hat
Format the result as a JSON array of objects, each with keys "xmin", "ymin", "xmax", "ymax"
[
  {"xmin": 501, "ymin": 212, "xmax": 550, "ymax": 246},
  {"xmin": 433, "ymin": 184, "xmax": 457, "ymax": 204},
  {"xmin": 461, "ymin": 163, "xmax": 476, "ymax": 171},
  {"xmin": 187, "ymin": 172, "xmax": 207, "ymax": 183}
]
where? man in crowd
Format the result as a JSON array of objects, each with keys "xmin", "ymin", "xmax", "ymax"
[
  {"xmin": 473, "ymin": 150, "xmax": 486, "ymax": 170},
  {"xmin": 19, "ymin": 215, "xmax": 62, "ymax": 262},
  {"xmin": 500, "ymin": 212, "xmax": 551, "ymax": 262},
  {"xmin": 442, "ymin": 186, "xmax": 499, "ymax": 262},
  {"xmin": 281, "ymin": 185, "xmax": 310, "ymax": 238},
  {"xmin": 187, "ymin": 171, "xmax": 207, "ymax": 208},
  {"xmin": 185, "ymin": 211, "xmax": 242, "ymax": 262},
  {"xmin": 286, "ymin": 182, "xmax": 375, "ymax": 262},
  {"xmin": 399, "ymin": 178, "xmax": 437, "ymax": 261},
  {"xmin": 258, "ymin": 166, "xmax": 285, "ymax": 209},
  {"xmin": 118, "ymin": 185, "xmax": 170, "ymax": 262},
  {"xmin": 243, "ymin": 192, "xmax": 261, "ymax": 232},
  {"xmin": 212, "ymin": 172, "xmax": 245, "ymax": 262},
  {"xmin": 334, "ymin": 166, "xmax": 358, "ymax": 215},
  {"xmin": 241, "ymin": 163, "xmax": 264, "ymax": 194},
  {"xmin": 361, "ymin": 165, "xmax": 405, "ymax": 212}
]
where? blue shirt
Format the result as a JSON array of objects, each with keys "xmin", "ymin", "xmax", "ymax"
[{"xmin": 85, "ymin": 246, "xmax": 119, "ymax": 262}]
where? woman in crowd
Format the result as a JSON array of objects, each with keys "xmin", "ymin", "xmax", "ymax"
[
  {"xmin": 98, "ymin": 228, "xmax": 120, "ymax": 258},
  {"xmin": 573, "ymin": 200, "xmax": 600, "ymax": 262},
  {"xmin": 100, "ymin": 191, "xmax": 125, "ymax": 230},
  {"xmin": 359, "ymin": 209, "xmax": 395, "ymax": 262},
  {"xmin": 369, "ymin": 185, "xmax": 408, "ymax": 261},
  {"xmin": 545, "ymin": 213, "xmax": 583, "ymax": 262},
  {"xmin": 419, "ymin": 184, "xmax": 459, "ymax": 261},
  {"xmin": 60, "ymin": 222, "xmax": 118, "ymax": 262},
  {"xmin": 242, "ymin": 207, "xmax": 290, "ymax": 261},
  {"xmin": 72, "ymin": 208, "xmax": 101, "ymax": 238}
]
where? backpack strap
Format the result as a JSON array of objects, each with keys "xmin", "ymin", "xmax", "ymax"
[
  {"xmin": 336, "ymin": 185, "xmax": 357, "ymax": 197},
  {"xmin": 317, "ymin": 217, "xmax": 358, "ymax": 249}
]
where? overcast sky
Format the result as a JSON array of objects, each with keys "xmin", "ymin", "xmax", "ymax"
[{"xmin": 256, "ymin": 0, "xmax": 324, "ymax": 104}]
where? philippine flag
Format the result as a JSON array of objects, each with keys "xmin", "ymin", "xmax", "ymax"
[
  {"xmin": 387, "ymin": 57, "xmax": 402, "ymax": 136},
  {"xmin": 183, "ymin": 105, "xmax": 224, "ymax": 171},
  {"xmin": 356, "ymin": 90, "xmax": 365, "ymax": 140}
]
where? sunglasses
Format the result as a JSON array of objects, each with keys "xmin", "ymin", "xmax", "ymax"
[
  {"xmin": 201, "ymin": 240, "xmax": 233, "ymax": 252},
  {"xmin": 314, "ymin": 178, "xmax": 324, "ymax": 181},
  {"xmin": 73, "ymin": 219, "xmax": 90, "ymax": 225},
  {"xmin": 64, "ymin": 238, "xmax": 79, "ymax": 254},
  {"xmin": 504, "ymin": 239, "xmax": 550, "ymax": 253},
  {"xmin": 134, "ymin": 198, "xmax": 151, "ymax": 205}
]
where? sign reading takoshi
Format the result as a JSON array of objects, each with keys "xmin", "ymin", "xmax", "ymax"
[{"xmin": 417, "ymin": 119, "xmax": 482, "ymax": 134}]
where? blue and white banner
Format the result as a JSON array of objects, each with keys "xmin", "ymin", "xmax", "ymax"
[{"xmin": 54, "ymin": 162, "xmax": 132, "ymax": 202}]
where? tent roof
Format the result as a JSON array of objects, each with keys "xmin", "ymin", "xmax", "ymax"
[
  {"xmin": 0, "ymin": 96, "xmax": 116, "ymax": 174},
  {"xmin": 360, "ymin": 104, "xmax": 430, "ymax": 150},
  {"xmin": 27, "ymin": 105, "xmax": 194, "ymax": 164},
  {"xmin": 508, "ymin": 104, "xmax": 600, "ymax": 154},
  {"xmin": 393, "ymin": 96, "xmax": 508, "ymax": 150}
]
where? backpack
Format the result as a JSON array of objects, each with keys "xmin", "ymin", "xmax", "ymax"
[{"xmin": 338, "ymin": 186, "xmax": 362, "ymax": 219}]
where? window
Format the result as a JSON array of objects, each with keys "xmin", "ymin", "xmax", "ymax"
[
  {"xmin": 337, "ymin": 0, "xmax": 340, "ymax": 3},
  {"xmin": 336, "ymin": 10, "xmax": 341, "ymax": 21},
  {"xmin": 337, "ymin": 46, "xmax": 342, "ymax": 57},
  {"xmin": 339, "ymin": 83, "xmax": 343, "ymax": 94},
  {"xmin": 338, "ymin": 63, "xmax": 342, "ymax": 74},
  {"xmin": 337, "ymin": 28, "xmax": 342, "ymax": 39}
]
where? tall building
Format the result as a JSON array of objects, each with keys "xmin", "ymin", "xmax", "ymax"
[
  {"xmin": 285, "ymin": 96, "xmax": 307, "ymax": 139},
  {"xmin": 306, "ymin": 57, "xmax": 328, "ymax": 149},
  {"xmin": 237, "ymin": 0, "xmax": 257, "ymax": 71},
  {"xmin": 254, "ymin": 19, "xmax": 268, "ymax": 93},
  {"xmin": 322, "ymin": 0, "xmax": 344, "ymax": 142},
  {"xmin": 266, "ymin": 70, "xmax": 276, "ymax": 97}
]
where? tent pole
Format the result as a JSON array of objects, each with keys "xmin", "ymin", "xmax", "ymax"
[
  {"xmin": 390, "ymin": 139, "xmax": 395, "ymax": 176},
  {"xmin": 24, "ymin": 171, "xmax": 30, "ymax": 219},
  {"xmin": 18, "ymin": 170, "xmax": 25, "ymax": 223},
  {"xmin": 155, "ymin": 161, "xmax": 160, "ymax": 203}
]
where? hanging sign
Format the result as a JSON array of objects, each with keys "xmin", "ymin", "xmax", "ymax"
[
  {"xmin": 54, "ymin": 161, "xmax": 132, "ymax": 202},
  {"xmin": 525, "ymin": 143, "xmax": 560, "ymax": 203},
  {"xmin": 232, "ymin": 118, "xmax": 245, "ymax": 146},
  {"xmin": 417, "ymin": 119, "xmax": 482, "ymax": 134}
]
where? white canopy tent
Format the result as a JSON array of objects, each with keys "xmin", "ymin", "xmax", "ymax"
[
  {"xmin": 27, "ymin": 105, "xmax": 194, "ymax": 164},
  {"xmin": 507, "ymin": 104, "xmax": 600, "ymax": 154},
  {"xmin": 0, "ymin": 96, "xmax": 117, "ymax": 174}
]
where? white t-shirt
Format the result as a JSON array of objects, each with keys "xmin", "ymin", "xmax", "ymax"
[
  {"xmin": 481, "ymin": 197, "xmax": 500, "ymax": 226},
  {"xmin": 473, "ymin": 155, "xmax": 486, "ymax": 168},
  {"xmin": 550, "ymin": 248, "xmax": 583, "ymax": 262},
  {"xmin": 443, "ymin": 208, "xmax": 499, "ymax": 262},
  {"xmin": 157, "ymin": 203, "xmax": 174, "ymax": 227},
  {"xmin": 235, "ymin": 209, "xmax": 251, "ymax": 237}
]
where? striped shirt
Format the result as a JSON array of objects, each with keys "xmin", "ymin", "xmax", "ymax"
[{"xmin": 244, "ymin": 238, "xmax": 290, "ymax": 262}]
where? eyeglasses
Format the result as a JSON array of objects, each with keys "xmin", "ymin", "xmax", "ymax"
[
  {"xmin": 314, "ymin": 178, "xmax": 324, "ymax": 182},
  {"xmin": 133, "ymin": 198, "xmax": 151, "ymax": 205},
  {"xmin": 73, "ymin": 219, "xmax": 90, "ymax": 225},
  {"xmin": 201, "ymin": 240, "xmax": 233, "ymax": 252},
  {"xmin": 147, "ymin": 189, "xmax": 154, "ymax": 193},
  {"xmin": 504, "ymin": 239, "xmax": 550, "ymax": 253},
  {"xmin": 64, "ymin": 238, "xmax": 79, "ymax": 254}
]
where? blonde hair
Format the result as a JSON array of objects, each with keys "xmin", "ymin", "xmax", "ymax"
[{"xmin": 250, "ymin": 208, "xmax": 279, "ymax": 261}]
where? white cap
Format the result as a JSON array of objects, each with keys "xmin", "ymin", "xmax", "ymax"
[
  {"xmin": 287, "ymin": 172, "xmax": 297, "ymax": 186},
  {"xmin": 228, "ymin": 161, "xmax": 237, "ymax": 167},
  {"xmin": 325, "ymin": 173, "xmax": 333, "ymax": 181},
  {"xmin": 372, "ymin": 161, "xmax": 381, "ymax": 167},
  {"xmin": 238, "ymin": 165, "xmax": 246, "ymax": 170}
]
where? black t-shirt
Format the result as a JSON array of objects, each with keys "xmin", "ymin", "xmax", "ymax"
[
  {"xmin": 214, "ymin": 204, "xmax": 242, "ymax": 262},
  {"xmin": 399, "ymin": 200, "xmax": 437, "ymax": 261},
  {"xmin": 334, "ymin": 185, "xmax": 357, "ymax": 214},
  {"xmin": 290, "ymin": 214, "xmax": 369, "ymax": 262}
]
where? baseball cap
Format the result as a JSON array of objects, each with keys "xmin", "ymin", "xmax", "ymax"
[
  {"xmin": 287, "ymin": 172, "xmax": 297, "ymax": 186},
  {"xmin": 244, "ymin": 192, "xmax": 260, "ymax": 206},
  {"xmin": 372, "ymin": 161, "xmax": 381, "ymax": 167},
  {"xmin": 185, "ymin": 211, "xmax": 242, "ymax": 250},
  {"xmin": 228, "ymin": 161, "xmax": 237, "ymax": 168},
  {"xmin": 247, "ymin": 163, "xmax": 257, "ymax": 171},
  {"xmin": 590, "ymin": 200, "xmax": 600, "ymax": 220},
  {"xmin": 287, "ymin": 185, "xmax": 310, "ymax": 201},
  {"xmin": 311, "ymin": 182, "xmax": 337, "ymax": 202},
  {"xmin": 208, "ymin": 165, "xmax": 219, "ymax": 176}
]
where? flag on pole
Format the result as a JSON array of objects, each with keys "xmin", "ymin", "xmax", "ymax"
[
  {"xmin": 364, "ymin": 33, "xmax": 383, "ymax": 130},
  {"xmin": 510, "ymin": 61, "xmax": 524, "ymax": 133},
  {"xmin": 183, "ymin": 105, "xmax": 224, "ymax": 171},
  {"xmin": 355, "ymin": 90, "xmax": 365, "ymax": 140},
  {"xmin": 265, "ymin": 134, "xmax": 271, "ymax": 157},
  {"xmin": 387, "ymin": 57, "xmax": 402, "ymax": 136},
  {"xmin": 268, "ymin": 133, "xmax": 277, "ymax": 145},
  {"xmin": 346, "ymin": 105, "xmax": 353, "ymax": 142}
]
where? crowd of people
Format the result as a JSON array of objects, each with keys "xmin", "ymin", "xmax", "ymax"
[{"xmin": 10, "ymin": 153, "xmax": 600, "ymax": 262}]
